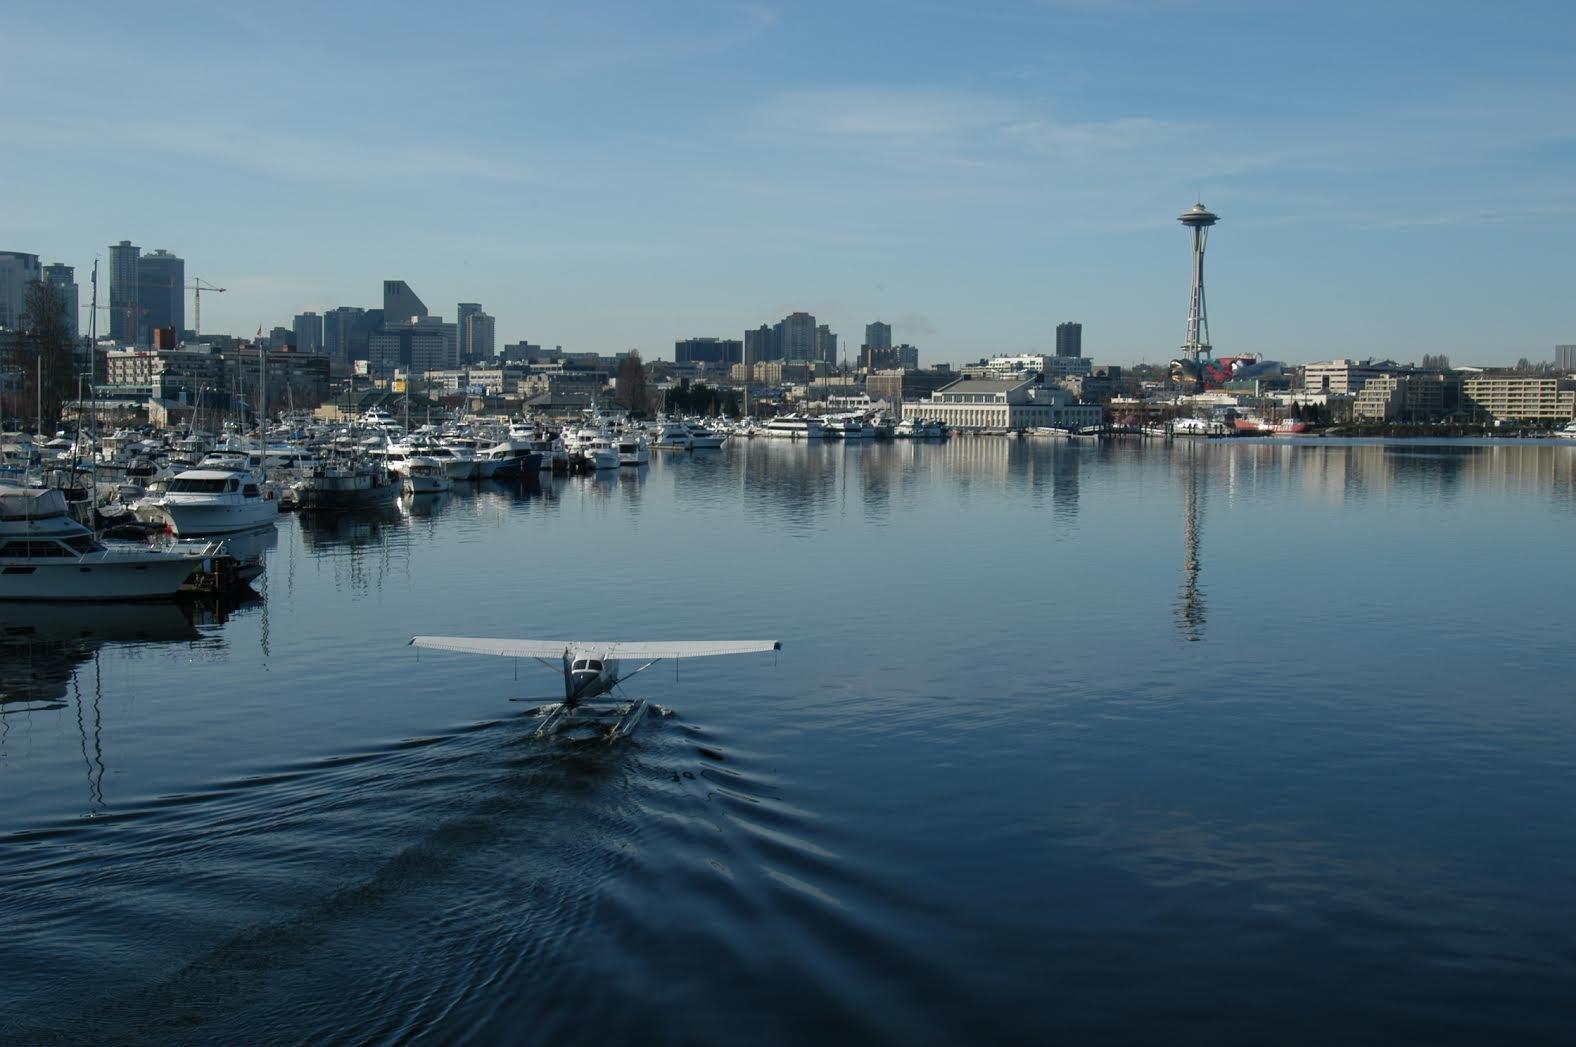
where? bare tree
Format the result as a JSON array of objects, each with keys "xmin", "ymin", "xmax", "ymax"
[
  {"xmin": 18, "ymin": 280, "xmax": 77, "ymax": 432},
  {"xmin": 613, "ymin": 351, "xmax": 649, "ymax": 416}
]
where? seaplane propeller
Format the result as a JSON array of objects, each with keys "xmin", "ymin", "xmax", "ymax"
[{"xmin": 409, "ymin": 636, "xmax": 782, "ymax": 743}]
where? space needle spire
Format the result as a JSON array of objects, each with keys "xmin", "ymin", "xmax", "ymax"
[{"xmin": 1179, "ymin": 202, "xmax": 1219, "ymax": 369}]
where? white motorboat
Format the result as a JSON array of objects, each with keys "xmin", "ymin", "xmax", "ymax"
[
  {"xmin": 821, "ymin": 415, "xmax": 873, "ymax": 439},
  {"xmin": 0, "ymin": 484, "xmax": 209, "ymax": 601},
  {"xmin": 683, "ymin": 422, "xmax": 727, "ymax": 449},
  {"xmin": 401, "ymin": 456, "xmax": 453, "ymax": 495},
  {"xmin": 1170, "ymin": 417, "xmax": 1233, "ymax": 438},
  {"xmin": 652, "ymin": 422, "xmax": 694, "ymax": 450},
  {"xmin": 1554, "ymin": 421, "xmax": 1576, "ymax": 439},
  {"xmin": 134, "ymin": 467, "xmax": 279, "ymax": 536},
  {"xmin": 615, "ymin": 432, "xmax": 651, "ymax": 466},
  {"xmin": 762, "ymin": 415, "xmax": 825, "ymax": 439},
  {"xmin": 478, "ymin": 439, "xmax": 544, "ymax": 479}
]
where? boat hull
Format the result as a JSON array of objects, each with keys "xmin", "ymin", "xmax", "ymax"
[{"xmin": 0, "ymin": 555, "xmax": 201, "ymax": 601}]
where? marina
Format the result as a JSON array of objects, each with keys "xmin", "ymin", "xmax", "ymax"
[{"xmin": 2, "ymin": 437, "xmax": 1575, "ymax": 1042}]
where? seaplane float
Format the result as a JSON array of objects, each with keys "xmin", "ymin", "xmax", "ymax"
[{"xmin": 408, "ymin": 636, "xmax": 782, "ymax": 742}]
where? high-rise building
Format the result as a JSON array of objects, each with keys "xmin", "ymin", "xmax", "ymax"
[
  {"xmin": 779, "ymin": 311, "xmax": 817, "ymax": 361},
  {"xmin": 323, "ymin": 306, "xmax": 366, "ymax": 364},
  {"xmin": 675, "ymin": 337, "xmax": 743, "ymax": 365},
  {"xmin": 0, "ymin": 250, "xmax": 42, "ymax": 330},
  {"xmin": 457, "ymin": 302, "xmax": 482, "ymax": 360},
  {"xmin": 865, "ymin": 321, "xmax": 892, "ymax": 351},
  {"xmin": 816, "ymin": 324, "xmax": 838, "ymax": 366},
  {"xmin": 108, "ymin": 240, "xmax": 140, "ymax": 342},
  {"xmin": 293, "ymin": 311, "xmax": 323, "ymax": 354},
  {"xmin": 1055, "ymin": 322, "xmax": 1082, "ymax": 358},
  {"xmin": 43, "ymin": 263, "xmax": 78, "ymax": 341},
  {"xmin": 383, "ymin": 280, "xmax": 428, "ymax": 323},
  {"xmin": 1557, "ymin": 345, "xmax": 1576, "ymax": 371},
  {"xmin": 744, "ymin": 325, "xmax": 774, "ymax": 365},
  {"xmin": 136, "ymin": 249, "xmax": 184, "ymax": 344},
  {"xmin": 466, "ymin": 311, "xmax": 495, "ymax": 361}
]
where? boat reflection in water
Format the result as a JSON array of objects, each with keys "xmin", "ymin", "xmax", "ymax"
[
  {"xmin": 296, "ymin": 501, "xmax": 405, "ymax": 552},
  {"xmin": 0, "ymin": 602, "xmax": 226, "ymax": 808},
  {"xmin": 400, "ymin": 491, "xmax": 452, "ymax": 518}
]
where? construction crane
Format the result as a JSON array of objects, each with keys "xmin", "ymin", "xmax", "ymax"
[{"xmin": 186, "ymin": 278, "xmax": 226, "ymax": 339}]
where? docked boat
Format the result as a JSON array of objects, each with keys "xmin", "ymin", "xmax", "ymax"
[
  {"xmin": 762, "ymin": 415, "xmax": 825, "ymax": 440},
  {"xmin": 401, "ymin": 456, "xmax": 453, "ymax": 495},
  {"xmin": 652, "ymin": 422, "xmax": 694, "ymax": 451},
  {"xmin": 894, "ymin": 418, "xmax": 947, "ymax": 439},
  {"xmin": 615, "ymin": 432, "xmax": 651, "ymax": 466},
  {"xmin": 1553, "ymin": 421, "xmax": 1576, "ymax": 439},
  {"xmin": 822, "ymin": 415, "xmax": 873, "ymax": 439},
  {"xmin": 0, "ymin": 484, "xmax": 210, "ymax": 601},
  {"xmin": 1170, "ymin": 417, "xmax": 1233, "ymax": 438},
  {"xmin": 684, "ymin": 422, "xmax": 727, "ymax": 448},
  {"xmin": 134, "ymin": 467, "xmax": 280, "ymax": 535},
  {"xmin": 478, "ymin": 439, "xmax": 544, "ymax": 480},
  {"xmin": 292, "ymin": 458, "xmax": 401, "ymax": 510}
]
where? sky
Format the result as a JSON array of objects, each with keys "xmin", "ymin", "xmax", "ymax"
[{"xmin": 4, "ymin": 0, "xmax": 1575, "ymax": 366}]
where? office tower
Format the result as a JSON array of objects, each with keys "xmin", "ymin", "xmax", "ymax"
[
  {"xmin": 293, "ymin": 311, "xmax": 324, "ymax": 353},
  {"xmin": 778, "ymin": 311, "xmax": 817, "ymax": 361},
  {"xmin": 1055, "ymin": 322, "xmax": 1082, "ymax": 358},
  {"xmin": 1179, "ymin": 202, "xmax": 1219, "ymax": 366},
  {"xmin": 457, "ymin": 302, "xmax": 482, "ymax": 359},
  {"xmin": 816, "ymin": 324, "xmax": 837, "ymax": 366},
  {"xmin": 1557, "ymin": 345, "xmax": 1576, "ymax": 371},
  {"xmin": 108, "ymin": 240, "xmax": 140, "ymax": 342},
  {"xmin": 383, "ymin": 280, "xmax": 428, "ymax": 323},
  {"xmin": 323, "ymin": 306, "xmax": 366, "ymax": 364},
  {"xmin": 675, "ymin": 337, "xmax": 743, "ymax": 365},
  {"xmin": 136, "ymin": 249, "xmax": 184, "ymax": 344},
  {"xmin": 865, "ymin": 321, "xmax": 892, "ymax": 351},
  {"xmin": 466, "ymin": 310, "xmax": 495, "ymax": 361},
  {"xmin": 43, "ymin": 263, "xmax": 78, "ymax": 340},
  {"xmin": 744, "ymin": 325, "xmax": 774, "ymax": 364},
  {"xmin": 0, "ymin": 250, "xmax": 42, "ymax": 330}
]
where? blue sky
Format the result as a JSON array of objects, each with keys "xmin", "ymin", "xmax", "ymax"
[{"xmin": 5, "ymin": 0, "xmax": 1574, "ymax": 365}]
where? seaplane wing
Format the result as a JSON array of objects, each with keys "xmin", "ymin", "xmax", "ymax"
[{"xmin": 408, "ymin": 637, "xmax": 781, "ymax": 660}]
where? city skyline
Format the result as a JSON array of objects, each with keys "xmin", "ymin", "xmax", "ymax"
[{"xmin": 5, "ymin": 2, "xmax": 1575, "ymax": 366}]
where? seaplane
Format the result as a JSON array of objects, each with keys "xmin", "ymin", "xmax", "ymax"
[{"xmin": 407, "ymin": 635, "xmax": 783, "ymax": 742}]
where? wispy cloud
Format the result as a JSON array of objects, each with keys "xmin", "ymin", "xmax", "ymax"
[{"xmin": 0, "ymin": 115, "xmax": 530, "ymax": 185}]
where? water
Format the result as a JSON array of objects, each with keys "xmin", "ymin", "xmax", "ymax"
[{"xmin": 2, "ymin": 438, "xmax": 1574, "ymax": 1044}]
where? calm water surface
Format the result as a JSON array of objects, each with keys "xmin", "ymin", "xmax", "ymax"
[{"xmin": 2, "ymin": 438, "xmax": 1574, "ymax": 1044}]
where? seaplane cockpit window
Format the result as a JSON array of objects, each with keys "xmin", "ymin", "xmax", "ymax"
[
  {"xmin": 587, "ymin": 661, "xmax": 603, "ymax": 672},
  {"xmin": 572, "ymin": 659, "xmax": 588, "ymax": 670}
]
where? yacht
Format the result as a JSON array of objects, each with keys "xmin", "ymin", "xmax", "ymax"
[
  {"xmin": 0, "ymin": 484, "xmax": 209, "ymax": 601},
  {"xmin": 478, "ymin": 438, "xmax": 544, "ymax": 479},
  {"xmin": 1170, "ymin": 417, "xmax": 1234, "ymax": 438},
  {"xmin": 1555, "ymin": 420, "xmax": 1576, "ymax": 439},
  {"xmin": 683, "ymin": 422, "xmax": 727, "ymax": 449},
  {"xmin": 135, "ymin": 467, "xmax": 280, "ymax": 535},
  {"xmin": 652, "ymin": 422, "xmax": 694, "ymax": 450},
  {"xmin": 615, "ymin": 432, "xmax": 651, "ymax": 466},
  {"xmin": 291, "ymin": 457, "xmax": 401, "ymax": 510},
  {"xmin": 822, "ymin": 415, "xmax": 874, "ymax": 439},
  {"xmin": 401, "ymin": 456, "xmax": 453, "ymax": 495},
  {"xmin": 762, "ymin": 415, "xmax": 825, "ymax": 440}
]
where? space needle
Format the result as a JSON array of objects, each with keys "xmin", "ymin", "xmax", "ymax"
[{"xmin": 1179, "ymin": 202, "xmax": 1219, "ymax": 369}]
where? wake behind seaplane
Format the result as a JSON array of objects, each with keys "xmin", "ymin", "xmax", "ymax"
[{"xmin": 408, "ymin": 635, "xmax": 783, "ymax": 742}]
